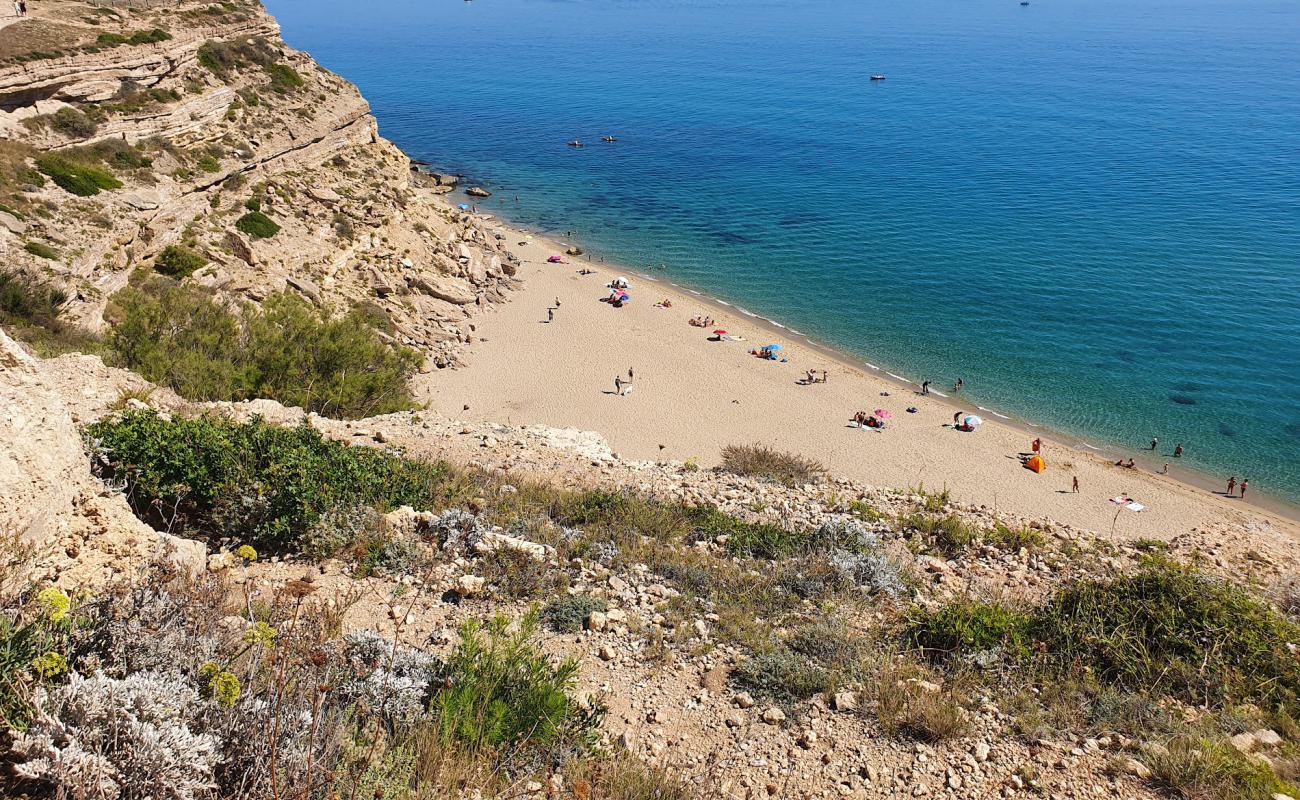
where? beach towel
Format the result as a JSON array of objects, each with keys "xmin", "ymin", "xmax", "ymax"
[{"xmin": 1109, "ymin": 496, "xmax": 1144, "ymax": 511}]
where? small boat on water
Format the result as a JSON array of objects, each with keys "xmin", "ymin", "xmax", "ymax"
[
  {"xmin": 869, "ymin": 74, "xmax": 886, "ymax": 81},
  {"xmin": 1020, "ymin": 1, "xmax": 1029, "ymax": 5},
  {"xmin": 601, "ymin": 135, "xmax": 617, "ymax": 142},
  {"xmin": 567, "ymin": 139, "xmax": 585, "ymax": 148}
]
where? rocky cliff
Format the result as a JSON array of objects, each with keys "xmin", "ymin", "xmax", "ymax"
[{"xmin": 0, "ymin": 0, "xmax": 516, "ymax": 369}]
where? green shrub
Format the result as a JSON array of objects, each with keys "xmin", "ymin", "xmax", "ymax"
[
  {"xmin": 719, "ymin": 444, "xmax": 825, "ymax": 487},
  {"xmin": 987, "ymin": 521, "xmax": 1044, "ymax": 551},
  {"xmin": 34, "ymin": 155, "xmax": 121, "ymax": 197},
  {"xmin": 908, "ymin": 599, "xmax": 1033, "ymax": 656},
  {"xmin": 96, "ymin": 32, "xmax": 128, "ymax": 46},
  {"xmin": 108, "ymin": 282, "xmax": 419, "ymax": 418},
  {"xmin": 196, "ymin": 37, "xmax": 277, "ymax": 76},
  {"xmin": 1035, "ymin": 563, "xmax": 1300, "ymax": 710},
  {"xmin": 244, "ymin": 197, "xmax": 261, "ymax": 212},
  {"xmin": 0, "ymin": 270, "xmax": 99, "ymax": 356},
  {"xmin": 0, "ymin": 270, "xmax": 66, "ymax": 323},
  {"xmin": 129, "ymin": 28, "xmax": 171, "ymax": 45},
  {"xmin": 264, "ymin": 63, "xmax": 303, "ymax": 93},
  {"xmin": 87, "ymin": 410, "xmax": 449, "ymax": 548},
  {"xmin": 23, "ymin": 241, "xmax": 58, "ymax": 260},
  {"xmin": 1144, "ymin": 735, "xmax": 1300, "ymax": 800},
  {"xmin": 153, "ymin": 244, "xmax": 207, "ymax": 277},
  {"xmin": 432, "ymin": 611, "xmax": 604, "ymax": 754},
  {"xmin": 235, "ymin": 210, "xmax": 279, "ymax": 238},
  {"xmin": 731, "ymin": 649, "xmax": 831, "ymax": 704},
  {"xmin": 196, "ymin": 154, "xmax": 221, "ymax": 173},
  {"xmin": 904, "ymin": 512, "xmax": 980, "ymax": 555},
  {"xmin": 541, "ymin": 595, "xmax": 607, "ymax": 633},
  {"xmin": 48, "ymin": 107, "xmax": 98, "ymax": 138},
  {"xmin": 914, "ymin": 563, "xmax": 1300, "ymax": 714}
]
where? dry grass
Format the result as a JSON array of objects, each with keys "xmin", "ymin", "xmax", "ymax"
[
  {"xmin": 0, "ymin": 20, "xmax": 89, "ymax": 61},
  {"xmin": 870, "ymin": 664, "xmax": 970, "ymax": 743},
  {"xmin": 719, "ymin": 444, "xmax": 825, "ymax": 487}
]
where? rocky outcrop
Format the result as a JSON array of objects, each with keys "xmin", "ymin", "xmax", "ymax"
[
  {"xmin": 0, "ymin": 329, "xmax": 205, "ymax": 587},
  {"xmin": 0, "ymin": 0, "xmax": 518, "ymax": 364}
]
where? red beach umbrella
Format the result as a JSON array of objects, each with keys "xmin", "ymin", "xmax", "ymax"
[{"xmin": 713, "ymin": 329, "xmax": 728, "ymax": 335}]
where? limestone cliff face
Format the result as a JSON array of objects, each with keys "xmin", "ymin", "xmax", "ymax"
[{"xmin": 0, "ymin": 0, "xmax": 518, "ymax": 369}]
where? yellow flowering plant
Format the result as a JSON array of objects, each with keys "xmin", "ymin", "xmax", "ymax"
[
  {"xmin": 31, "ymin": 651, "xmax": 68, "ymax": 679},
  {"xmin": 36, "ymin": 587, "xmax": 71, "ymax": 623},
  {"xmin": 244, "ymin": 621, "xmax": 277, "ymax": 647},
  {"xmin": 235, "ymin": 545, "xmax": 258, "ymax": 563}
]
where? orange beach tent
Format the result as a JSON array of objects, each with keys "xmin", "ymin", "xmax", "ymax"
[{"xmin": 1025, "ymin": 455, "xmax": 1046, "ymax": 474}]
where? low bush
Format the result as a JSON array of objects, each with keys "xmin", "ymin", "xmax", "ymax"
[
  {"xmin": 196, "ymin": 154, "xmax": 221, "ymax": 173},
  {"xmin": 196, "ymin": 37, "xmax": 278, "ymax": 76},
  {"xmin": 0, "ymin": 269, "xmax": 99, "ymax": 356},
  {"xmin": 542, "ymin": 595, "xmax": 607, "ymax": 633},
  {"xmin": 873, "ymin": 665, "xmax": 970, "ymax": 742},
  {"xmin": 87, "ymin": 410, "xmax": 447, "ymax": 548},
  {"xmin": 264, "ymin": 62, "xmax": 303, "ymax": 93},
  {"xmin": 1144, "ymin": 735, "xmax": 1300, "ymax": 800},
  {"xmin": 719, "ymin": 444, "xmax": 825, "ymax": 487},
  {"xmin": 34, "ymin": 155, "xmax": 121, "ymax": 197},
  {"xmin": 903, "ymin": 512, "xmax": 980, "ymax": 555},
  {"xmin": 912, "ymin": 562, "xmax": 1300, "ymax": 713},
  {"xmin": 987, "ymin": 521, "xmax": 1045, "ymax": 551},
  {"xmin": 22, "ymin": 241, "xmax": 57, "ymax": 260},
  {"xmin": 908, "ymin": 599, "xmax": 1033, "ymax": 657},
  {"xmin": 109, "ymin": 281, "xmax": 420, "ymax": 418},
  {"xmin": 1035, "ymin": 562, "xmax": 1300, "ymax": 710},
  {"xmin": 235, "ymin": 210, "xmax": 279, "ymax": 238},
  {"xmin": 731, "ymin": 649, "xmax": 831, "ymax": 704},
  {"xmin": 47, "ymin": 107, "xmax": 98, "ymax": 138},
  {"xmin": 153, "ymin": 244, "xmax": 207, "ymax": 277},
  {"xmin": 432, "ymin": 612, "xmax": 604, "ymax": 756}
]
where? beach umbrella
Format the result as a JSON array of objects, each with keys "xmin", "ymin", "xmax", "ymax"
[
  {"xmin": 874, "ymin": 409, "xmax": 892, "ymax": 419},
  {"xmin": 457, "ymin": 204, "xmax": 470, "ymax": 210},
  {"xmin": 963, "ymin": 415, "xmax": 984, "ymax": 427},
  {"xmin": 713, "ymin": 329, "xmax": 728, "ymax": 335},
  {"xmin": 762, "ymin": 343, "xmax": 782, "ymax": 351}
]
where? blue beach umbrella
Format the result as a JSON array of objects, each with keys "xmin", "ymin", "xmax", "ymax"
[{"xmin": 762, "ymin": 343, "xmax": 782, "ymax": 350}]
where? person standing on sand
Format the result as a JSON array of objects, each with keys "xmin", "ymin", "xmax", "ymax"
[
  {"xmin": 1031, "ymin": 438, "xmax": 1041, "ymax": 454},
  {"xmin": 547, "ymin": 308, "xmax": 554, "ymax": 323},
  {"xmin": 921, "ymin": 380, "xmax": 930, "ymax": 395},
  {"xmin": 1150, "ymin": 437, "xmax": 1158, "ymax": 451},
  {"xmin": 628, "ymin": 367, "xmax": 634, "ymax": 381},
  {"xmin": 614, "ymin": 376, "xmax": 623, "ymax": 396},
  {"xmin": 1227, "ymin": 476, "xmax": 1237, "ymax": 495},
  {"xmin": 1072, "ymin": 476, "xmax": 1079, "ymax": 493},
  {"xmin": 1174, "ymin": 443, "xmax": 1184, "ymax": 458},
  {"xmin": 555, "ymin": 297, "xmax": 561, "ymax": 308},
  {"xmin": 1240, "ymin": 479, "xmax": 1249, "ymax": 499},
  {"xmin": 1160, "ymin": 463, "xmax": 1169, "ymax": 474}
]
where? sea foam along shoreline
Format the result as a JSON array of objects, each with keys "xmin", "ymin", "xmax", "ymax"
[{"xmin": 415, "ymin": 186, "xmax": 1300, "ymax": 536}]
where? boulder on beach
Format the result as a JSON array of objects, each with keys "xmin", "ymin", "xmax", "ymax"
[
  {"xmin": 466, "ymin": 187, "xmax": 491, "ymax": 198},
  {"xmin": 565, "ymin": 246, "xmax": 584, "ymax": 256}
]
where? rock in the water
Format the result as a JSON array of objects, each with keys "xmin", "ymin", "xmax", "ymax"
[{"xmin": 466, "ymin": 186, "xmax": 491, "ymax": 198}]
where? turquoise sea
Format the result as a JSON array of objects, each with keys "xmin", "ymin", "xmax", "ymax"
[{"xmin": 267, "ymin": 0, "xmax": 1300, "ymax": 504}]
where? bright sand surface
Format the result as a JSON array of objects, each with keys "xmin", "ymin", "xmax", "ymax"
[{"xmin": 416, "ymin": 217, "xmax": 1300, "ymax": 542}]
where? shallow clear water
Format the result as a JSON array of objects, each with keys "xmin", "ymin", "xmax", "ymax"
[{"xmin": 267, "ymin": 0, "xmax": 1300, "ymax": 501}]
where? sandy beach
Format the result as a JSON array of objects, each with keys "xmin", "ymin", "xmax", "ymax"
[{"xmin": 416, "ymin": 211, "xmax": 1300, "ymax": 543}]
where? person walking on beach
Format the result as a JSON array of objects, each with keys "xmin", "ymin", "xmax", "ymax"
[
  {"xmin": 1031, "ymin": 438, "xmax": 1041, "ymax": 454},
  {"xmin": 1227, "ymin": 476, "xmax": 1237, "ymax": 496},
  {"xmin": 628, "ymin": 367, "xmax": 634, "ymax": 381},
  {"xmin": 1240, "ymin": 479, "xmax": 1249, "ymax": 499},
  {"xmin": 546, "ymin": 308, "xmax": 554, "ymax": 323},
  {"xmin": 1150, "ymin": 437, "xmax": 1158, "ymax": 451},
  {"xmin": 1071, "ymin": 475, "xmax": 1079, "ymax": 493},
  {"xmin": 11, "ymin": 1, "xmax": 19, "ymax": 17},
  {"xmin": 1160, "ymin": 463, "xmax": 1169, "ymax": 474},
  {"xmin": 921, "ymin": 380, "xmax": 930, "ymax": 395},
  {"xmin": 1174, "ymin": 443, "xmax": 1184, "ymax": 458},
  {"xmin": 614, "ymin": 376, "xmax": 624, "ymax": 396}
]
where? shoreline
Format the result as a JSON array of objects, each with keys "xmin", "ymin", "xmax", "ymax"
[{"xmin": 420, "ymin": 186, "xmax": 1300, "ymax": 534}]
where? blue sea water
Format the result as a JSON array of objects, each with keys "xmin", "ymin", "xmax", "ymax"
[{"xmin": 265, "ymin": 0, "xmax": 1300, "ymax": 503}]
